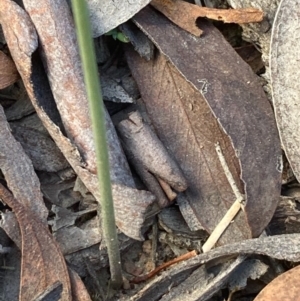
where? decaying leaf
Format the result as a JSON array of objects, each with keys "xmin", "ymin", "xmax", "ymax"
[
  {"xmin": 77, "ymin": 0, "xmax": 152, "ymax": 37},
  {"xmin": 270, "ymin": 0, "xmax": 300, "ymax": 182},
  {"xmin": 151, "ymin": 0, "xmax": 263, "ymax": 36},
  {"xmin": 254, "ymin": 264, "xmax": 300, "ymax": 301},
  {"xmin": 101, "ymin": 74, "xmax": 134, "ymax": 103},
  {"xmin": 0, "ymin": 0, "xmax": 155, "ymax": 240},
  {"xmin": 0, "ymin": 49, "xmax": 19, "ymax": 89},
  {"xmin": 130, "ymin": 7, "xmax": 282, "ymax": 240},
  {"xmin": 69, "ymin": 268, "xmax": 93, "ymax": 301},
  {"xmin": 0, "ymin": 184, "xmax": 72, "ymax": 301},
  {"xmin": 0, "ymin": 105, "xmax": 48, "ymax": 222},
  {"xmin": 10, "ymin": 123, "xmax": 70, "ymax": 172},
  {"xmin": 126, "ymin": 48, "xmax": 249, "ymax": 244}
]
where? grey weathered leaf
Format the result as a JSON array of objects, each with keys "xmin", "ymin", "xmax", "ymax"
[
  {"xmin": 130, "ymin": 234, "xmax": 300, "ymax": 301},
  {"xmin": 67, "ymin": 0, "xmax": 152, "ymax": 37},
  {"xmin": 0, "ymin": 105, "xmax": 48, "ymax": 222},
  {"xmin": 270, "ymin": 0, "xmax": 300, "ymax": 181},
  {"xmin": 10, "ymin": 123, "xmax": 69, "ymax": 172}
]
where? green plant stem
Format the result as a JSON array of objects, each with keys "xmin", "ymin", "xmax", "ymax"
[{"xmin": 71, "ymin": 0, "xmax": 123, "ymax": 289}]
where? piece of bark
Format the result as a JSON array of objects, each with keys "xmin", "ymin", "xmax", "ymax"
[
  {"xmin": 120, "ymin": 22, "xmax": 155, "ymax": 61},
  {"xmin": 54, "ymin": 223, "xmax": 101, "ymax": 255},
  {"xmin": 160, "ymin": 256, "xmax": 245, "ymax": 301},
  {"xmin": 117, "ymin": 111, "xmax": 187, "ymax": 192},
  {"xmin": 129, "ymin": 234, "xmax": 300, "ymax": 301},
  {"xmin": 0, "ymin": 105, "xmax": 48, "ymax": 222},
  {"xmin": 0, "ymin": 184, "xmax": 72, "ymax": 301},
  {"xmin": 0, "ymin": 0, "xmax": 155, "ymax": 240},
  {"xmin": 101, "ymin": 73, "xmax": 134, "ymax": 103},
  {"xmin": 115, "ymin": 110, "xmax": 187, "ymax": 207},
  {"xmin": 0, "ymin": 49, "xmax": 19, "ymax": 89},
  {"xmin": 270, "ymin": 0, "xmax": 300, "ymax": 182},
  {"xmin": 228, "ymin": 259, "xmax": 269, "ymax": 293},
  {"xmin": 130, "ymin": 7, "xmax": 282, "ymax": 239},
  {"xmin": 151, "ymin": 0, "xmax": 263, "ymax": 36}
]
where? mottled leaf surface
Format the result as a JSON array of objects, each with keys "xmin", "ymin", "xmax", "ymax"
[
  {"xmin": 81, "ymin": 0, "xmax": 152, "ymax": 37},
  {"xmin": 270, "ymin": 0, "xmax": 300, "ymax": 181},
  {"xmin": 126, "ymin": 48, "xmax": 249, "ymax": 243},
  {"xmin": 254, "ymin": 264, "xmax": 300, "ymax": 301},
  {"xmin": 131, "ymin": 7, "xmax": 282, "ymax": 238}
]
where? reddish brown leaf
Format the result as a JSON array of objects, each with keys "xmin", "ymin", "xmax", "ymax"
[
  {"xmin": 0, "ymin": 184, "xmax": 71, "ymax": 301},
  {"xmin": 254, "ymin": 265, "xmax": 300, "ymax": 301},
  {"xmin": 69, "ymin": 268, "xmax": 92, "ymax": 301},
  {"xmin": 151, "ymin": 0, "xmax": 263, "ymax": 36},
  {"xmin": 130, "ymin": 7, "xmax": 281, "ymax": 239},
  {"xmin": 0, "ymin": 50, "xmax": 19, "ymax": 88}
]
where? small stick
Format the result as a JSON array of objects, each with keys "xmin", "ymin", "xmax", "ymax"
[
  {"xmin": 215, "ymin": 142, "xmax": 244, "ymax": 202},
  {"xmin": 131, "ymin": 250, "xmax": 197, "ymax": 284},
  {"xmin": 202, "ymin": 143, "xmax": 244, "ymax": 253},
  {"xmin": 150, "ymin": 222, "xmax": 158, "ymax": 270},
  {"xmin": 202, "ymin": 200, "xmax": 241, "ymax": 253}
]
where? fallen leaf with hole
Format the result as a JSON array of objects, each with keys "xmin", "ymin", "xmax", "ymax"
[{"xmin": 151, "ymin": 0, "xmax": 263, "ymax": 36}]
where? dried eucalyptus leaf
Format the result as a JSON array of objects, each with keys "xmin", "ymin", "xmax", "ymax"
[
  {"xmin": 66, "ymin": 0, "xmax": 152, "ymax": 37},
  {"xmin": 270, "ymin": 0, "xmax": 300, "ymax": 182},
  {"xmin": 130, "ymin": 7, "xmax": 282, "ymax": 239}
]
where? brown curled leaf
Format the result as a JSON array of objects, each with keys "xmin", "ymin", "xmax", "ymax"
[
  {"xmin": 0, "ymin": 184, "xmax": 71, "ymax": 301},
  {"xmin": 151, "ymin": 0, "xmax": 263, "ymax": 36}
]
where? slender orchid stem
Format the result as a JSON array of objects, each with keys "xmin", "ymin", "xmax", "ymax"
[{"xmin": 70, "ymin": 0, "xmax": 123, "ymax": 288}]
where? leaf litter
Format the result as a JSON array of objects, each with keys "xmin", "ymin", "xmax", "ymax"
[{"xmin": 0, "ymin": 0, "xmax": 300, "ymax": 300}]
